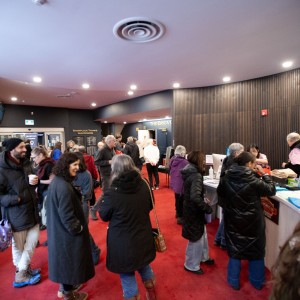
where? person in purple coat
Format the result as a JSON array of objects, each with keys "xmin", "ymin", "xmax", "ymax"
[{"xmin": 169, "ymin": 145, "xmax": 189, "ymax": 224}]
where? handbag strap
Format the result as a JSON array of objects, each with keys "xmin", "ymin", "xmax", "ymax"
[{"xmin": 143, "ymin": 178, "xmax": 162, "ymax": 234}]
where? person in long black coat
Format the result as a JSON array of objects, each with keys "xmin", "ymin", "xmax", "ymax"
[
  {"xmin": 217, "ymin": 151, "xmax": 276, "ymax": 291},
  {"xmin": 181, "ymin": 151, "xmax": 213, "ymax": 275},
  {"xmin": 99, "ymin": 154, "xmax": 157, "ymax": 300},
  {"xmin": 46, "ymin": 153, "xmax": 95, "ymax": 299}
]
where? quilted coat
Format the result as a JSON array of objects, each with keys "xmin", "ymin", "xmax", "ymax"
[
  {"xmin": 217, "ymin": 164, "xmax": 276, "ymax": 260},
  {"xmin": 181, "ymin": 163, "xmax": 212, "ymax": 242}
]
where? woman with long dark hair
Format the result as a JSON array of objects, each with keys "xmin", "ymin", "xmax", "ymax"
[
  {"xmin": 217, "ymin": 151, "xmax": 275, "ymax": 290},
  {"xmin": 181, "ymin": 151, "xmax": 213, "ymax": 275},
  {"xmin": 99, "ymin": 154, "xmax": 157, "ymax": 300},
  {"xmin": 46, "ymin": 153, "xmax": 94, "ymax": 300}
]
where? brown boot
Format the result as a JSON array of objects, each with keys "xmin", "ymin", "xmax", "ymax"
[
  {"xmin": 124, "ymin": 294, "xmax": 140, "ymax": 300},
  {"xmin": 63, "ymin": 290, "xmax": 88, "ymax": 300},
  {"xmin": 144, "ymin": 277, "xmax": 157, "ymax": 300}
]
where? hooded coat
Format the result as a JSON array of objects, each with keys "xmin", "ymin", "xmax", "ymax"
[
  {"xmin": 169, "ymin": 155, "xmax": 189, "ymax": 195},
  {"xmin": 0, "ymin": 151, "xmax": 39, "ymax": 232},
  {"xmin": 46, "ymin": 175, "xmax": 95, "ymax": 284},
  {"xmin": 99, "ymin": 170, "xmax": 156, "ymax": 273},
  {"xmin": 217, "ymin": 164, "xmax": 276, "ymax": 260},
  {"xmin": 181, "ymin": 163, "xmax": 212, "ymax": 242}
]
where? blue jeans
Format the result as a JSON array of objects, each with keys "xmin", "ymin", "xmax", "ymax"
[
  {"xmin": 120, "ymin": 265, "xmax": 154, "ymax": 298},
  {"xmin": 227, "ymin": 258, "xmax": 265, "ymax": 289},
  {"xmin": 215, "ymin": 218, "xmax": 226, "ymax": 247},
  {"xmin": 184, "ymin": 234, "xmax": 205, "ymax": 271}
]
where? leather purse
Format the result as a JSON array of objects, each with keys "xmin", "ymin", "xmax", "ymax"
[{"xmin": 144, "ymin": 179, "xmax": 167, "ymax": 253}]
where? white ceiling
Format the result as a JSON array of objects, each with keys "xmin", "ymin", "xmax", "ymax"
[{"xmin": 0, "ymin": 0, "xmax": 300, "ymax": 123}]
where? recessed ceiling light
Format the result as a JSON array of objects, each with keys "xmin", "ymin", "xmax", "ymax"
[
  {"xmin": 104, "ymin": 121, "xmax": 107, "ymax": 123},
  {"xmin": 11, "ymin": 97, "xmax": 18, "ymax": 101},
  {"xmin": 33, "ymin": 76, "xmax": 42, "ymax": 83},
  {"xmin": 128, "ymin": 90, "xmax": 134, "ymax": 96},
  {"xmin": 173, "ymin": 82, "xmax": 180, "ymax": 88},
  {"xmin": 82, "ymin": 83, "xmax": 90, "ymax": 89},
  {"xmin": 223, "ymin": 76, "xmax": 231, "ymax": 82},
  {"xmin": 123, "ymin": 121, "xmax": 127, "ymax": 124},
  {"xmin": 130, "ymin": 84, "xmax": 137, "ymax": 90},
  {"xmin": 143, "ymin": 118, "xmax": 147, "ymax": 121},
  {"xmin": 165, "ymin": 116, "xmax": 169, "ymax": 119},
  {"xmin": 282, "ymin": 61, "xmax": 293, "ymax": 68},
  {"xmin": 91, "ymin": 102, "xmax": 97, "ymax": 107}
]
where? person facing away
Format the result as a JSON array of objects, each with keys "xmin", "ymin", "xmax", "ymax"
[
  {"xmin": 169, "ymin": 145, "xmax": 189, "ymax": 225},
  {"xmin": 99, "ymin": 154, "xmax": 157, "ymax": 300},
  {"xmin": 144, "ymin": 139, "xmax": 160, "ymax": 190},
  {"xmin": 217, "ymin": 151, "xmax": 276, "ymax": 291},
  {"xmin": 181, "ymin": 151, "xmax": 213, "ymax": 275},
  {"xmin": 0, "ymin": 138, "xmax": 41, "ymax": 287},
  {"xmin": 51, "ymin": 141, "xmax": 62, "ymax": 161},
  {"xmin": 214, "ymin": 142, "xmax": 244, "ymax": 250},
  {"xmin": 270, "ymin": 221, "xmax": 300, "ymax": 300},
  {"xmin": 46, "ymin": 153, "xmax": 95, "ymax": 299},
  {"xmin": 282, "ymin": 132, "xmax": 300, "ymax": 176},
  {"xmin": 123, "ymin": 136, "xmax": 142, "ymax": 170}
]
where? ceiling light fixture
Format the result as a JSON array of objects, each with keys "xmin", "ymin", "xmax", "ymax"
[
  {"xmin": 173, "ymin": 82, "xmax": 180, "ymax": 88},
  {"xmin": 282, "ymin": 61, "xmax": 293, "ymax": 68},
  {"xmin": 223, "ymin": 76, "xmax": 231, "ymax": 82},
  {"xmin": 104, "ymin": 121, "xmax": 107, "ymax": 123},
  {"xmin": 123, "ymin": 121, "xmax": 127, "ymax": 124},
  {"xmin": 33, "ymin": 76, "xmax": 42, "ymax": 83},
  {"xmin": 82, "ymin": 83, "xmax": 90, "ymax": 89},
  {"xmin": 128, "ymin": 91, "xmax": 134, "ymax": 96},
  {"xmin": 11, "ymin": 97, "xmax": 18, "ymax": 101},
  {"xmin": 91, "ymin": 102, "xmax": 97, "ymax": 107},
  {"xmin": 130, "ymin": 84, "xmax": 137, "ymax": 90}
]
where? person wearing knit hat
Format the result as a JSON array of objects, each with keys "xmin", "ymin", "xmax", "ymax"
[
  {"xmin": 2, "ymin": 138, "xmax": 23, "ymax": 152},
  {"xmin": 0, "ymin": 138, "xmax": 41, "ymax": 287}
]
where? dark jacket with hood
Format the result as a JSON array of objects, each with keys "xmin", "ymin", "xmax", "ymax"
[
  {"xmin": 181, "ymin": 163, "xmax": 212, "ymax": 242},
  {"xmin": 99, "ymin": 170, "xmax": 156, "ymax": 273},
  {"xmin": 217, "ymin": 164, "xmax": 276, "ymax": 260},
  {"xmin": 46, "ymin": 175, "xmax": 95, "ymax": 284},
  {"xmin": 0, "ymin": 151, "xmax": 39, "ymax": 232}
]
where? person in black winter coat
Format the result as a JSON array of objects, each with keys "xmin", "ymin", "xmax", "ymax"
[
  {"xmin": 46, "ymin": 153, "xmax": 95, "ymax": 299},
  {"xmin": 0, "ymin": 138, "xmax": 41, "ymax": 288},
  {"xmin": 181, "ymin": 151, "xmax": 213, "ymax": 275},
  {"xmin": 217, "ymin": 151, "xmax": 276, "ymax": 291},
  {"xmin": 99, "ymin": 154, "xmax": 157, "ymax": 300},
  {"xmin": 123, "ymin": 136, "xmax": 142, "ymax": 170}
]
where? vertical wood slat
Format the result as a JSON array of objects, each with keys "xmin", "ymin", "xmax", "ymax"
[{"xmin": 173, "ymin": 68, "xmax": 300, "ymax": 169}]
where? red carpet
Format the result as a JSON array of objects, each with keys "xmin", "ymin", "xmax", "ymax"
[{"xmin": 0, "ymin": 169, "xmax": 272, "ymax": 299}]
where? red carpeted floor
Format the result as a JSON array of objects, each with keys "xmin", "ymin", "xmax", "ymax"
[{"xmin": 0, "ymin": 169, "xmax": 272, "ymax": 299}]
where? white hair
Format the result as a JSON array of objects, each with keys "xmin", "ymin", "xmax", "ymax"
[{"xmin": 287, "ymin": 132, "xmax": 300, "ymax": 143}]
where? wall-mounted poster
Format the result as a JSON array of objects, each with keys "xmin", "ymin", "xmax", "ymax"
[
  {"xmin": 86, "ymin": 136, "xmax": 97, "ymax": 156},
  {"xmin": 73, "ymin": 136, "xmax": 84, "ymax": 146}
]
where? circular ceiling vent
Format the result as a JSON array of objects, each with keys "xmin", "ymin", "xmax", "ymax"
[{"xmin": 113, "ymin": 17, "xmax": 165, "ymax": 43}]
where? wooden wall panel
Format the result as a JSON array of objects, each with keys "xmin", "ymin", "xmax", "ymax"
[{"xmin": 173, "ymin": 69, "xmax": 300, "ymax": 170}]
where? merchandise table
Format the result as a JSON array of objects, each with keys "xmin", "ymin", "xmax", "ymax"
[{"xmin": 203, "ymin": 178, "xmax": 300, "ymax": 270}]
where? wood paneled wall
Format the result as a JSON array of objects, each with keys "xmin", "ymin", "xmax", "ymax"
[{"xmin": 173, "ymin": 68, "xmax": 300, "ymax": 170}]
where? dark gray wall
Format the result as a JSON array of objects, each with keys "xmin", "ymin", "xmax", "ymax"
[{"xmin": 0, "ymin": 104, "xmax": 102, "ymax": 143}]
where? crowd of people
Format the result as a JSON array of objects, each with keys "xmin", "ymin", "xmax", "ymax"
[{"xmin": 0, "ymin": 131, "xmax": 300, "ymax": 299}]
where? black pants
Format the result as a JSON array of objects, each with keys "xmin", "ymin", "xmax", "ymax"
[
  {"xmin": 146, "ymin": 163, "xmax": 159, "ymax": 188},
  {"xmin": 175, "ymin": 193, "xmax": 184, "ymax": 218}
]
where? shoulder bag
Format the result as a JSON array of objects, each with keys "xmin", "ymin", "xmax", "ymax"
[{"xmin": 143, "ymin": 179, "xmax": 167, "ymax": 253}]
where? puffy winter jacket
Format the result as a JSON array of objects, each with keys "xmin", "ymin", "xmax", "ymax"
[
  {"xmin": 181, "ymin": 163, "xmax": 212, "ymax": 242},
  {"xmin": 217, "ymin": 164, "xmax": 276, "ymax": 260},
  {"xmin": 0, "ymin": 151, "xmax": 39, "ymax": 232}
]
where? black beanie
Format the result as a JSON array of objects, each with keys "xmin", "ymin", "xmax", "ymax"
[{"xmin": 2, "ymin": 138, "xmax": 23, "ymax": 151}]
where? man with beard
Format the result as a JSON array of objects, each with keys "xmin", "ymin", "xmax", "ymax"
[{"xmin": 0, "ymin": 138, "xmax": 41, "ymax": 287}]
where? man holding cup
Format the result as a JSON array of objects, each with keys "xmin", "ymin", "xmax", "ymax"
[{"xmin": 0, "ymin": 138, "xmax": 41, "ymax": 287}]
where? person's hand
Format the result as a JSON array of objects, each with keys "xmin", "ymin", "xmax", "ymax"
[
  {"xmin": 204, "ymin": 197, "xmax": 211, "ymax": 205},
  {"xmin": 255, "ymin": 165, "xmax": 265, "ymax": 176},
  {"xmin": 282, "ymin": 162, "xmax": 286, "ymax": 168}
]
